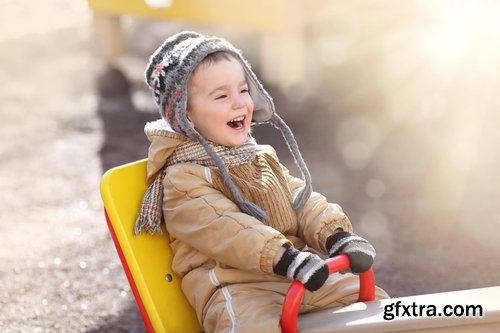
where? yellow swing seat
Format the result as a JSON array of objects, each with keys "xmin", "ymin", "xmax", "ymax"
[{"xmin": 100, "ymin": 159, "xmax": 202, "ymax": 333}]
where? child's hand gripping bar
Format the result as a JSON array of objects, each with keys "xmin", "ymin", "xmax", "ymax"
[{"xmin": 280, "ymin": 254, "xmax": 375, "ymax": 333}]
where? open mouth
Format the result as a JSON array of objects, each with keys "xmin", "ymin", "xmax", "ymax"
[{"xmin": 227, "ymin": 115, "xmax": 246, "ymax": 129}]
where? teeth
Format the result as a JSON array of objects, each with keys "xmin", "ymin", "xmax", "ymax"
[{"xmin": 230, "ymin": 116, "xmax": 245, "ymax": 123}]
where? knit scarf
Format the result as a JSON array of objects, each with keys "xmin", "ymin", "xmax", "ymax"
[
  {"xmin": 134, "ymin": 137, "xmax": 257, "ymax": 235},
  {"xmin": 167, "ymin": 136, "xmax": 256, "ymax": 167}
]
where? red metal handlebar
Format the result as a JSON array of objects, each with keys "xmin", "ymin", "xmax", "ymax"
[{"xmin": 280, "ymin": 254, "xmax": 375, "ymax": 333}]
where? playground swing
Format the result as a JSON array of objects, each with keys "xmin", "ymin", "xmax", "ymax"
[{"xmin": 100, "ymin": 159, "xmax": 500, "ymax": 333}]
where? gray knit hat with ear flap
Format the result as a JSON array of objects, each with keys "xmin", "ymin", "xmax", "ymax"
[{"xmin": 145, "ymin": 31, "xmax": 312, "ymax": 221}]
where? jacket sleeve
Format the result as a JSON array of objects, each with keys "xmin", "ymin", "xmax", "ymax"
[
  {"xmin": 162, "ymin": 164, "xmax": 291, "ymax": 275},
  {"xmin": 282, "ymin": 165, "xmax": 353, "ymax": 254}
]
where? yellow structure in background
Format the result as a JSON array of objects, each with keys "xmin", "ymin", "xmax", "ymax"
[
  {"xmin": 88, "ymin": 0, "xmax": 305, "ymax": 89},
  {"xmin": 88, "ymin": 0, "xmax": 284, "ymax": 31}
]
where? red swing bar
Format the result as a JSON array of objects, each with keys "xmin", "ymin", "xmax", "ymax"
[{"xmin": 281, "ymin": 254, "xmax": 375, "ymax": 333}]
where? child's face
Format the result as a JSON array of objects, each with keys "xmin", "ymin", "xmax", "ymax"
[{"xmin": 187, "ymin": 56, "xmax": 254, "ymax": 147}]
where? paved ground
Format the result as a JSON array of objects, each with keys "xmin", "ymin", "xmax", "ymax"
[{"xmin": 1, "ymin": 1, "xmax": 499, "ymax": 332}]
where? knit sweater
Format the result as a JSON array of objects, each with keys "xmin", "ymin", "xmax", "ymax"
[{"xmin": 211, "ymin": 151, "xmax": 297, "ymax": 235}]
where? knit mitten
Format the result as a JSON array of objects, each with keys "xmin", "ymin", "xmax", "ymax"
[
  {"xmin": 326, "ymin": 232, "xmax": 376, "ymax": 273},
  {"xmin": 273, "ymin": 247, "xmax": 329, "ymax": 292}
]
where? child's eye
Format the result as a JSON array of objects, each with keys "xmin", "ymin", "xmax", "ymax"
[
  {"xmin": 240, "ymin": 87, "xmax": 249, "ymax": 94},
  {"xmin": 215, "ymin": 94, "xmax": 227, "ymax": 100}
]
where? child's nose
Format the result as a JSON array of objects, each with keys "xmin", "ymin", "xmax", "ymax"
[{"xmin": 232, "ymin": 95, "xmax": 245, "ymax": 109}]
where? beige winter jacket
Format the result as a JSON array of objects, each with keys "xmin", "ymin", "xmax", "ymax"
[{"xmin": 144, "ymin": 120, "xmax": 353, "ymax": 322}]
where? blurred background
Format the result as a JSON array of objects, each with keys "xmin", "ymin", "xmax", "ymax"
[{"xmin": 1, "ymin": 0, "xmax": 499, "ymax": 331}]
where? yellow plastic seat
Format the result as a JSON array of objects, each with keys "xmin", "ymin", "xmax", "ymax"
[{"xmin": 100, "ymin": 159, "xmax": 202, "ymax": 333}]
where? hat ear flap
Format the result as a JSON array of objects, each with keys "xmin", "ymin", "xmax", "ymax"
[{"xmin": 245, "ymin": 73, "xmax": 274, "ymax": 123}]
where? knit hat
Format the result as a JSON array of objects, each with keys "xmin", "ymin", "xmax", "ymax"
[{"xmin": 144, "ymin": 31, "xmax": 312, "ymax": 221}]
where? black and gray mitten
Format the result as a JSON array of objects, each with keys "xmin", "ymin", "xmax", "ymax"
[
  {"xmin": 273, "ymin": 247, "xmax": 329, "ymax": 292},
  {"xmin": 326, "ymin": 232, "xmax": 376, "ymax": 273}
]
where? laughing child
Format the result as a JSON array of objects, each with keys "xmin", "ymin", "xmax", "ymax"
[{"xmin": 135, "ymin": 31, "xmax": 388, "ymax": 333}]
